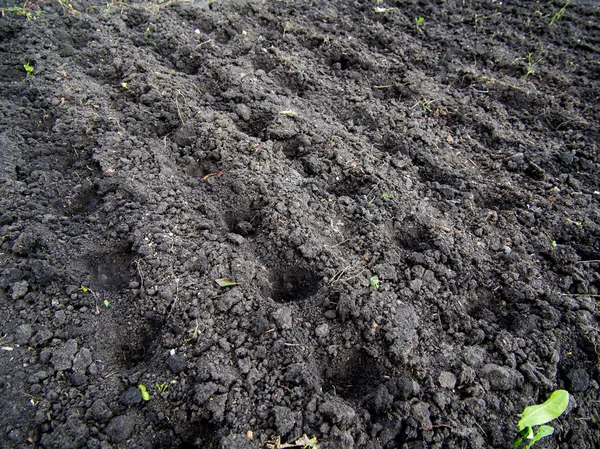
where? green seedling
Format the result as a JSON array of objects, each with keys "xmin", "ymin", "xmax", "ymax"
[
  {"xmin": 380, "ymin": 193, "xmax": 391, "ymax": 201},
  {"xmin": 543, "ymin": 231, "xmax": 557, "ymax": 247},
  {"xmin": 514, "ymin": 390, "xmax": 569, "ymax": 449},
  {"xmin": 103, "ymin": 299, "xmax": 110, "ymax": 307},
  {"xmin": 550, "ymin": 0, "xmax": 570, "ymax": 26},
  {"xmin": 156, "ymin": 382, "xmax": 168, "ymax": 393},
  {"xmin": 415, "ymin": 16, "xmax": 425, "ymax": 31},
  {"xmin": 24, "ymin": 62, "xmax": 34, "ymax": 76},
  {"xmin": 138, "ymin": 384, "xmax": 151, "ymax": 401},
  {"xmin": 519, "ymin": 52, "xmax": 543, "ymax": 77},
  {"xmin": 369, "ymin": 275, "xmax": 380, "ymax": 290}
]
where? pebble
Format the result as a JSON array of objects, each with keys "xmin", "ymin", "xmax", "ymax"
[
  {"xmin": 104, "ymin": 415, "xmax": 136, "ymax": 443},
  {"xmin": 119, "ymin": 387, "xmax": 142, "ymax": 406}
]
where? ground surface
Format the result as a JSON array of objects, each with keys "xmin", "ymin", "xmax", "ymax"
[{"xmin": 0, "ymin": 0, "xmax": 599, "ymax": 448}]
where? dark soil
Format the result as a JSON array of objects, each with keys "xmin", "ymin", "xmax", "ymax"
[{"xmin": 1, "ymin": 0, "xmax": 599, "ymax": 448}]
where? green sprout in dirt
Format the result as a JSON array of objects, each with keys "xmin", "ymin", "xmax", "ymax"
[
  {"xmin": 543, "ymin": 231, "xmax": 557, "ymax": 247},
  {"xmin": 415, "ymin": 16, "xmax": 425, "ymax": 30},
  {"xmin": 380, "ymin": 193, "xmax": 391, "ymax": 201},
  {"xmin": 24, "ymin": 62, "xmax": 34, "ymax": 76},
  {"xmin": 138, "ymin": 384, "xmax": 151, "ymax": 401},
  {"xmin": 369, "ymin": 275, "xmax": 380, "ymax": 290},
  {"xmin": 156, "ymin": 382, "xmax": 168, "ymax": 393},
  {"xmin": 550, "ymin": 0, "xmax": 570, "ymax": 26},
  {"xmin": 514, "ymin": 390, "xmax": 569, "ymax": 449},
  {"xmin": 520, "ymin": 51, "xmax": 543, "ymax": 78}
]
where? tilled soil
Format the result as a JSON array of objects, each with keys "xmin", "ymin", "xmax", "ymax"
[{"xmin": 0, "ymin": 0, "xmax": 599, "ymax": 448}]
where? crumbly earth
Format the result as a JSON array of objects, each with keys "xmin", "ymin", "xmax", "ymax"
[{"xmin": 0, "ymin": 0, "xmax": 599, "ymax": 448}]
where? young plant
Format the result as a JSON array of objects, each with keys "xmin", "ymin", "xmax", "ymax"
[
  {"xmin": 138, "ymin": 384, "xmax": 151, "ymax": 401},
  {"xmin": 24, "ymin": 62, "xmax": 34, "ymax": 76},
  {"xmin": 513, "ymin": 390, "xmax": 569, "ymax": 449},
  {"xmin": 369, "ymin": 275, "xmax": 380, "ymax": 290},
  {"xmin": 550, "ymin": 0, "xmax": 570, "ymax": 26},
  {"xmin": 523, "ymin": 52, "xmax": 543, "ymax": 77}
]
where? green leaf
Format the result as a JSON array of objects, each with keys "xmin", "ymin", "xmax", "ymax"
[
  {"xmin": 103, "ymin": 299, "xmax": 110, "ymax": 308},
  {"xmin": 524, "ymin": 425, "xmax": 554, "ymax": 449},
  {"xmin": 138, "ymin": 384, "xmax": 150, "ymax": 401},
  {"xmin": 215, "ymin": 278, "xmax": 239, "ymax": 287},
  {"xmin": 369, "ymin": 275, "xmax": 380, "ymax": 290},
  {"xmin": 518, "ymin": 390, "xmax": 569, "ymax": 430}
]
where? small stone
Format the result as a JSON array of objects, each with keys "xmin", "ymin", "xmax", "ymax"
[
  {"xmin": 104, "ymin": 415, "xmax": 136, "ymax": 443},
  {"xmin": 167, "ymin": 354, "xmax": 187, "ymax": 374},
  {"xmin": 319, "ymin": 398, "xmax": 356, "ymax": 426},
  {"xmin": 50, "ymin": 339, "xmax": 78, "ymax": 371},
  {"xmin": 315, "ymin": 324, "xmax": 329, "ymax": 338},
  {"xmin": 69, "ymin": 371, "xmax": 87, "ymax": 387},
  {"xmin": 11, "ymin": 281, "xmax": 28, "ymax": 300},
  {"xmin": 85, "ymin": 399, "xmax": 113, "ymax": 422},
  {"xmin": 272, "ymin": 307, "xmax": 293, "ymax": 330},
  {"xmin": 72, "ymin": 348, "xmax": 93, "ymax": 374},
  {"xmin": 481, "ymin": 363, "xmax": 523, "ymax": 391},
  {"xmin": 14, "ymin": 323, "xmax": 33, "ymax": 345},
  {"xmin": 272, "ymin": 406, "xmax": 297, "ymax": 436},
  {"xmin": 119, "ymin": 387, "xmax": 142, "ymax": 406},
  {"xmin": 438, "ymin": 371, "xmax": 457, "ymax": 389},
  {"xmin": 235, "ymin": 104, "xmax": 252, "ymax": 122},
  {"xmin": 567, "ymin": 368, "xmax": 590, "ymax": 392}
]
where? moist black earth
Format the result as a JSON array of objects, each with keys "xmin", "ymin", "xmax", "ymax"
[{"xmin": 1, "ymin": 0, "xmax": 599, "ymax": 448}]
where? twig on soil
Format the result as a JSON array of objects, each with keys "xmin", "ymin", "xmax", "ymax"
[
  {"xmin": 329, "ymin": 264, "xmax": 366, "ymax": 285},
  {"xmin": 473, "ymin": 421, "xmax": 488, "ymax": 438},
  {"xmin": 203, "ymin": 169, "xmax": 225, "ymax": 180},
  {"xmin": 135, "ymin": 259, "xmax": 145, "ymax": 291},
  {"xmin": 560, "ymin": 293, "xmax": 600, "ymax": 297},
  {"xmin": 420, "ymin": 423, "xmax": 453, "ymax": 431},
  {"xmin": 574, "ymin": 260, "xmax": 600, "ymax": 264}
]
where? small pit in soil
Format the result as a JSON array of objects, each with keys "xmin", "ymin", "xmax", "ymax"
[
  {"xmin": 269, "ymin": 265, "xmax": 320, "ymax": 303},
  {"xmin": 324, "ymin": 348, "xmax": 384, "ymax": 400}
]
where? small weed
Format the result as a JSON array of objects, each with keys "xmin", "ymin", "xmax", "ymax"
[
  {"xmin": 514, "ymin": 390, "xmax": 569, "ymax": 449},
  {"xmin": 415, "ymin": 16, "xmax": 425, "ymax": 30},
  {"xmin": 550, "ymin": 0, "xmax": 570, "ymax": 26},
  {"xmin": 515, "ymin": 51, "xmax": 543, "ymax": 78},
  {"xmin": 369, "ymin": 275, "xmax": 380, "ymax": 290},
  {"xmin": 156, "ymin": 382, "xmax": 168, "ymax": 393},
  {"xmin": 380, "ymin": 193, "xmax": 391, "ymax": 201},
  {"xmin": 24, "ymin": 62, "xmax": 34, "ymax": 76},
  {"xmin": 420, "ymin": 99, "xmax": 435, "ymax": 114}
]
